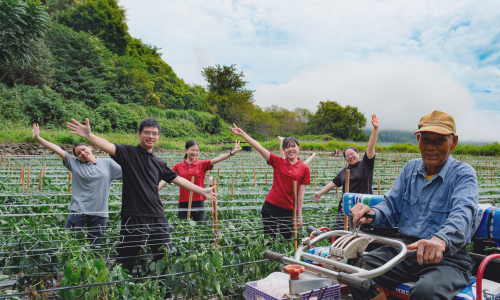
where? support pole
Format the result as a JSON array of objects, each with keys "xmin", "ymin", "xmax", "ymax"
[
  {"xmin": 68, "ymin": 171, "xmax": 72, "ymax": 194},
  {"xmin": 344, "ymin": 169, "xmax": 350, "ymax": 231},
  {"xmin": 187, "ymin": 176, "xmax": 195, "ymax": 219},
  {"xmin": 39, "ymin": 169, "xmax": 43, "ymax": 191},
  {"xmin": 213, "ymin": 177, "xmax": 219, "ymax": 246},
  {"xmin": 293, "ymin": 180, "xmax": 298, "ymax": 251},
  {"xmin": 26, "ymin": 165, "xmax": 31, "ymax": 197},
  {"xmin": 231, "ymin": 178, "xmax": 234, "ymax": 200}
]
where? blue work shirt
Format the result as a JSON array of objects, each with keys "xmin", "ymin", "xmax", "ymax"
[{"xmin": 371, "ymin": 155, "xmax": 478, "ymax": 256}]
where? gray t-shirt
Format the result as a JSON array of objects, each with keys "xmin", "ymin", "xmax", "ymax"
[{"xmin": 63, "ymin": 152, "xmax": 122, "ymax": 217}]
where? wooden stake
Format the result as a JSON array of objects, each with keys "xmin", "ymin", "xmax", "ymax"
[
  {"xmin": 8, "ymin": 157, "xmax": 10, "ymax": 170},
  {"xmin": 377, "ymin": 179, "xmax": 381, "ymax": 195},
  {"xmin": 21, "ymin": 165, "xmax": 25, "ymax": 190},
  {"xmin": 265, "ymin": 171, "xmax": 268, "ymax": 188},
  {"xmin": 389, "ymin": 174, "xmax": 392, "ymax": 189},
  {"xmin": 43, "ymin": 163, "xmax": 46, "ymax": 176},
  {"xmin": 217, "ymin": 166, "xmax": 220, "ymax": 190},
  {"xmin": 314, "ymin": 171, "xmax": 317, "ymax": 192},
  {"xmin": 242, "ymin": 164, "xmax": 245, "ymax": 180},
  {"xmin": 293, "ymin": 180, "xmax": 298, "ymax": 251},
  {"xmin": 213, "ymin": 177, "xmax": 219, "ymax": 246},
  {"xmin": 231, "ymin": 178, "xmax": 234, "ymax": 200},
  {"xmin": 253, "ymin": 167, "xmax": 256, "ymax": 188},
  {"xmin": 26, "ymin": 165, "xmax": 31, "ymax": 196},
  {"xmin": 68, "ymin": 171, "xmax": 72, "ymax": 194},
  {"xmin": 187, "ymin": 176, "xmax": 195, "ymax": 219},
  {"xmin": 344, "ymin": 169, "xmax": 350, "ymax": 231},
  {"xmin": 38, "ymin": 169, "xmax": 43, "ymax": 191}
]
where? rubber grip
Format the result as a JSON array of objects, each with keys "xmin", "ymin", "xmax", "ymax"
[
  {"xmin": 264, "ymin": 250, "xmax": 284, "ymax": 263},
  {"xmin": 405, "ymin": 249, "xmax": 418, "ymax": 259},
  {"xmin": 363, "ymin": 212, "xmax": 376, "ymax": 219},
  {"xmin": 306, "ymin": 225, "xmax": 323, "ymax": 237},
  {"xmin": 337, "ymin": 272, "xmax": 371, "ymax": 291}
]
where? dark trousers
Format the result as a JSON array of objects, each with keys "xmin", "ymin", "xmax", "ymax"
[
  {"xmin": 116, "ymin": 215, "xmax": 171, "ymax": 274},
  {"xmin": 349, "ymin": 238, "xmax": 473, "ymax": 300},
  {"xmin": 178, "ymin": 201, "xmax": 206, "ymax": 223},
  {"xmin": 65, "ymin": 212, "xmax": 107, "ymax": 245},
  {"xmin": 261, "ymin": 201, "xmax": 294, "ymax": 240},
  {"xmin": 335, "ymin": 201, "xmax": 345, "ymax": 230}
]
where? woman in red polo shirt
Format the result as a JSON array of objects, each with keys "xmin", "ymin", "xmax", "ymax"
[
  {"xmin": 160, "ymin": 140, "xmax": 241, "ymax": 223},
  {"xmin": 231, "ymin": 124, "xmax": 311, "ymax": 240}
]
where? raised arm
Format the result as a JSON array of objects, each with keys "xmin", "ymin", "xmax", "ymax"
[
  {"xmin": 230, "ymin": 124, "xmax": 270, "ymax": 161},
  {"xmin": 366, "ymin": 114, "xmax": 379, "ymax": 159},
  {"xmin": 303, "ymin": 153, "xmax": 317, "ymax": 165},
  {"xmin": 66, "ymin": 118, "xmax": 116, "ymax": 156},
  {"xmin": 278, "ymin": 136, "xmax": 285, "ymax": 159},
  {"xmin": 210, "ymin": 140, "xmax": 241, "ymax": 166},
  {"xmin": 313, "ymin": 181, "xmax": 337, "ymax": 203},
  {"xmin": 171, "ymin": 176, "xmax": 217, "ymax": 202},
  {"xmin": 32, "ymin": 124, "xmax": 67, "ymax": 160}
]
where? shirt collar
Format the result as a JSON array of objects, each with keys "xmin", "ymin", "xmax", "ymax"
[
  {"xmin": 284, "ymin": 157, "xmax": 303, "ymax": 168},
  {"xmin": 136, "ymin": 144, "xmax": 154, "ymax": 156},
  {"xmin": 182, "ymin": 158, "xmax": 199, "ymax": 166},
  {"xmin": 417, "ymin": 155, "xmax": 455, "ymax": 180}
]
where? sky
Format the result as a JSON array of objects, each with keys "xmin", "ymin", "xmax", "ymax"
[{"xmin": 120, "ymin": 0, "xmax": 500, "ymax": 142}]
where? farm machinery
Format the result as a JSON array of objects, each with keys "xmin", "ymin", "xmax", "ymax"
[{"xmin": 262, "ymin": 193, "xmax": 500, "ymax": 300}]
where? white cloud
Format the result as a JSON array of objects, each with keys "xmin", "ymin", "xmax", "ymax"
[
  {"xmin": 120, "ymin": 0, "xmax": 500, "ymax": 141},
  {"xmin": 254, "ymin": 56, "xmax": 500, "ymax": 141}
]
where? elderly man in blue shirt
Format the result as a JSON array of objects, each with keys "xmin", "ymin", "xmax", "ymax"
[{"xmin": 350, "ymin": 110, "xmax": 478, "ymax": 300}]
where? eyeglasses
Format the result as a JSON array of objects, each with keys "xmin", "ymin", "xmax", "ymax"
[
  {"xmin": 345, "ymin": 153, "xmax": 356, "ymax": 159},
  {"xmin": 142, "ymin": 131, "xmax": 159, "ymax": 137}
]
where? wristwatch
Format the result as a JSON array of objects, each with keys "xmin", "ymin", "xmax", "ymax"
[{"xmin": 229, "ymin": 150, "xmax": 234, "ymax": 156}]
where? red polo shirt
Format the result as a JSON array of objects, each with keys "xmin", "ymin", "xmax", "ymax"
[
  {"xmin": 172, "ymin": 159, "xmax": 213, "ymax": 202},
  {"xmin": 265, "ymin": 153, "xmax": 311, "ymax": 210}
]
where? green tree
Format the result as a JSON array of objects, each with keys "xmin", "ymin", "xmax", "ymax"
[
  {"xmin": 201, "ymin": 64, "xmax": 248, "ymax": 95},
  {"xmin": 56, "ymin": 0, "xmax": 130, "ymax": 55},
  {"xmin": 309, "ymin": 100, "xmax": 368, "ymax": 141},
  {"xmin": 0, "ymin": 0, "xmax": 49, "ymax": 82}
]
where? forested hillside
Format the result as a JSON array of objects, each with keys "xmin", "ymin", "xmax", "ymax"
[{"xmin": 0, "ymin": 0, "xmax": 370, "ymax": 144}]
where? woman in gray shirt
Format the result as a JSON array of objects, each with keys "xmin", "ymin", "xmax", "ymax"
[{"xmin": 33, "ymin": 123, "xmax": 122, "ymax": 244}]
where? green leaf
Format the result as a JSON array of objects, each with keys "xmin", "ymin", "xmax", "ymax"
[
  {"xmin": 0, "ymin": 275, "xmax": 9, "ymax": 282},
  {"xmin": 164, "ymin": 275, "xmax": 173, "ymax": 288},
  {"xmin": 149, "ymin": 261, "xmax": 156, "ymax": 272},
  {"xmin": 171, "ymin": 261, "xmax": 182, "ymax": 274},
  {"xmin": 156, "ymin": 259, "xmax": 166, "ymax": 275}
]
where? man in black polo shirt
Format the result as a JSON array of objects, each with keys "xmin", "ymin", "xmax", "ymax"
[{"xmin": 67, "ymin": 118, "xmax": 216, "ymax": 273}]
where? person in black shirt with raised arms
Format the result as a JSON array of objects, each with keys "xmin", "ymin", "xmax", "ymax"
[
  {"xmin": 67, "ymin": 118, "xmax": 216, "ymax": 274},
  {"xmin": 313, "ymin": 114, "xmax": 379, "ymax": 229}
]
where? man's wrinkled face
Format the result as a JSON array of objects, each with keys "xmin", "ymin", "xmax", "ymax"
[{"xmin": 417, "ymin": 132, "xmax": 458, "ymax": 170}]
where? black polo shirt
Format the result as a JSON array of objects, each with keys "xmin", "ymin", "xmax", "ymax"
[
  {"xmin": 332, "ymin": 153, "xmax": 375, "ymax": 194},
  {"xmin": 111, "ymin": 144, "xmax": 177, "ymax": 217}
]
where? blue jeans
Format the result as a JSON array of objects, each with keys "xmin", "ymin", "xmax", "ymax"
[{"xmin": 65, "ymin": 212, "xmax": 107, "ymax": 245}]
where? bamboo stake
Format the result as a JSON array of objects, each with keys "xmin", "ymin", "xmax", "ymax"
[
  {"xmin": 389, "ymin": 174, "xmax": 392, "ymax": 189},
  {"xmin": 21, "ymin": 165, "xmax": 25, "ymax": 190},
  {"xmin": 253, "ymin": 167, "xmax": 256, "ymax": 188},
  {"xmin": 377, "ymin": 179, "xmax": 381, "ymax": 195},
  {"xmin": 336, "ymin": 186, "xmax": 338, "ymax": 197},
  {"xmin": 293, "ymin": 180, "xmax": 298, "ymax": 251},
  {"xmin": 68, "ymin": 171, "xmax": 72, "ymax": 194},
  {"xmin": 213, "ymin": 177, "xmax": 219, "ymax": 246},
  {"xmin": 38, "ymin": 169, "xmax": 43, "ymax": 191},
  {"xmin": 187, "ymin": 176, "xmax": 195, "ymax": 219},
  {"xmin": 242, "ymin": 164, "xmax": 245, "ymax": 180},
  {"xmin": 265, "ymin": 171, "xmax": 268, "ymax": 188},
  {"xmin": 43, "ymin": 163, "xmax": 46, "ymax": 176},
  {"xmin": 344, "ymin": 169, "xmax": 350, "ymax": 231},
  {"xmin": 26, "ymin": 165, "xmax": 31, "ymax": 197},
  {"xmin": 314, "ymin": 171, "xmax": 317, "ymax": 192},
  {"xmin": 231, "ymin": 178, "xmax": 234, "ymax": 200}
]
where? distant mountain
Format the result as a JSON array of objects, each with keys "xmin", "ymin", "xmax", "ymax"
[{"xmin": 364, "ymin": 130, "xmax": 417, "ymax": 144}]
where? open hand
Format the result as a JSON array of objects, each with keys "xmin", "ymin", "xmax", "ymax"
[
  {"xmin": 67, "ymin": 118, "xmax": 91, "ymax": 139},
  {"xmin": 32, "ymin": 123, "xmax": 40, "ymax": 139},
  {"xmin": 407, "ymin": 237, "xmax": 446, "ymax": 265},
  {"xmin": 278, "ymin": 136, "xmax": 284, "ymax": 142},
  {"xmin": 229, "ymin": 124, "xmax": 245, "ymax": 136},
  {"xmin": 232, "ymin": 140, "xmax": 242, "ymax": 154},
  {"xmin": 313, "ymin": 192, "xmax": 321, "ymax": 203},
  {"xmin": 202, "ymin": 187, "xmax": 217, "ymax": 203},
  {"xmin": 371, "ymin": 114, "xmax": 379, "ymax": 128}
]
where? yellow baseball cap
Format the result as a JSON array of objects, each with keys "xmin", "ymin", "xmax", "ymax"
[{"xmin": 414, "ymin": 110, "xmax": 456, "ymax": 135}]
